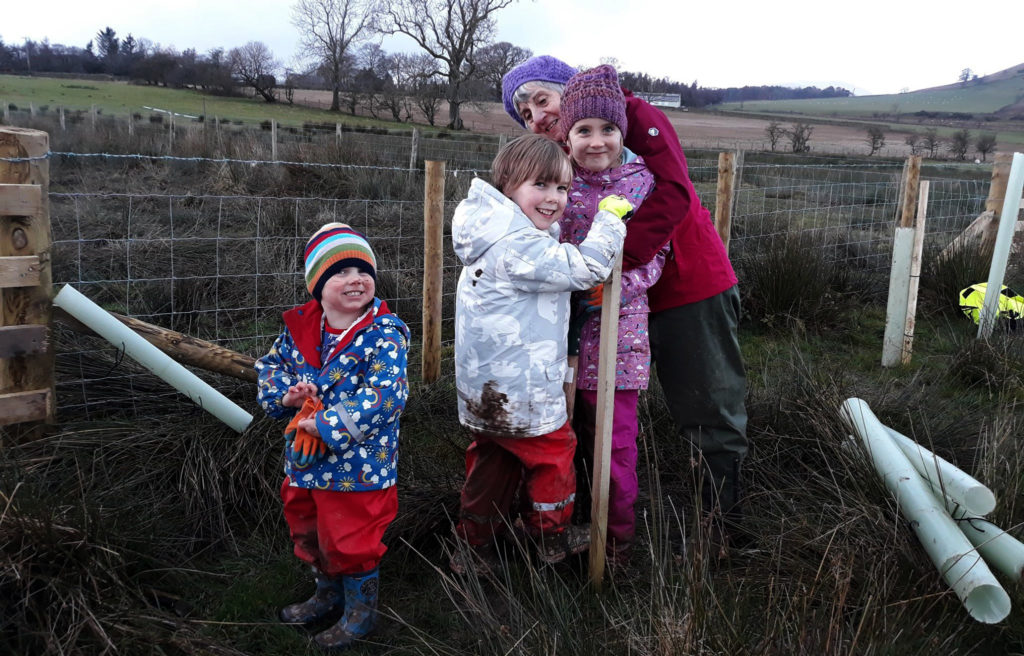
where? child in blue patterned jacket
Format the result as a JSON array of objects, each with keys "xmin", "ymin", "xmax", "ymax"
[{"xmin": 256, "ymin": 223, "xmax": 410, "ymax": 651}]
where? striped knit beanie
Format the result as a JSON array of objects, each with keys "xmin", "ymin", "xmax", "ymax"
[
  {"xmin": 559, "ymin": 65, "xmax": 627, "ymax": 142},
  {"xmin": 304, "ymin": 223, "xmax": 376, "ymax": 302}
]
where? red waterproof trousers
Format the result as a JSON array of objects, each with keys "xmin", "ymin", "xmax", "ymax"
[
  {"xmin": 456, "ymin": 421, "xmax": 576, "ymax": 546},
  {"xmin": 281, "ymin": 477, "xmax": 398, "ymax": 576}
]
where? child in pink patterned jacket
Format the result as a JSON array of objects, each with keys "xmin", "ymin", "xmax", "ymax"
[{"xmin": 558, "ymin": 65, "xmax": 664, "ymax": 565}]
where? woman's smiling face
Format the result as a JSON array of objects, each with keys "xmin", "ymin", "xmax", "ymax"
[{"xmin": 516, "ymin": 84, "xmax": 563, "ymax": 140}]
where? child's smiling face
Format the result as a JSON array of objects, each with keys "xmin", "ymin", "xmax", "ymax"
[
  {"xmin": 320, "ymin": 267, "xmax": 375, "ymax": 325},
  {"xmin": 566, "ymin": 118, "xmax": 623, "ymax": 172},
  {"xmin": 506, "ymin": 178, "xmax": 569, "ymax": 231}
]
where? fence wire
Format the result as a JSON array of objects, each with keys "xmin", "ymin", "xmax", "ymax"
[{"xmin": 16, "ymin": 129, "xmax": 991, "ymax": 420}]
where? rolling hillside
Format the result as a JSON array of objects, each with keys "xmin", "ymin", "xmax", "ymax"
[{"xmin": 718, "ymin": 63, "xmax": 1024, "ymax": 117}]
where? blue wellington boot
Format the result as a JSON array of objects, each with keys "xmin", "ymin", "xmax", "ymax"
[
  {"xmin": 279, "ymin": 567, "xmax": 344, "ymax": 625},
  {"xmin": 313, "ymin": 568, "xmax": 379, "ymax": 651}
]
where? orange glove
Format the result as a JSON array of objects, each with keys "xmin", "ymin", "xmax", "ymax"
[
  {"xmin": 581, "ymin": 283, "xmax": 603, "ymax": 313},
  {"xmin": 283, "ymin": 397, "xmax": 328, "ymax": 467}
]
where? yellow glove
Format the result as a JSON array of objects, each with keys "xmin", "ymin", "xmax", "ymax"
[{"xmin": 598, "ymin": 195, "xmax": 634, "ymax": 221}]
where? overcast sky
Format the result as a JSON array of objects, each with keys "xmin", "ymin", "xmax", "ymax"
[{"xmin": 4, "ymin": 0, "xmax": 1023, "ymax": 96}]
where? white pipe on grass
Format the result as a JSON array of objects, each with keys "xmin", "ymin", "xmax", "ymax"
[
  {"xmin": 884, "ymin": 426, "xmax": 996, "ymax": 516},
  {"xmin": 978, "ymin": 151, "xmax": 1024, "ymax": 339},
  {"xmin": 948, "ymin": 502, "xmax": 1024, "ymax": 582},
  {"xmin": 53, "ymin": 285, "xmax": 253, "ymax": 433},
  {"xmin": 841, "ymin": 398, "xmax": 1010, "ymax": 624}
]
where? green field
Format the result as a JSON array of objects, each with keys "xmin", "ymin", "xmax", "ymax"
[
  {"xmin": 720, "ymin": 73, "xmax": 1024, "ymax": 117},
  {"xmin": 0, "ymin": 74, "xmax": 404, "ymax": 130}
]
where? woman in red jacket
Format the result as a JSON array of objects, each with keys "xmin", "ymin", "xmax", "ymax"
[{"xmin": 502, "ymin": 56, "xmax": 748, "ymax": 541}]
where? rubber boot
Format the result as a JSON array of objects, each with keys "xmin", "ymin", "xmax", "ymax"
[
  {"xmin": 314, "ymin": 568, "xmax": 379, "ymax": 651},
  {"xmin": 700, "ymin": 455, "xmax": 746, "ymax": 555},
  {"xmin": 279, "ymin": 567, "xmax": 344, "ymax": 625}
]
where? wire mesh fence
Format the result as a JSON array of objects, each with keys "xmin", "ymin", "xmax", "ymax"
[{"xmin": 7, "ymin": 120, "xmax": 992, "ymax": 420}]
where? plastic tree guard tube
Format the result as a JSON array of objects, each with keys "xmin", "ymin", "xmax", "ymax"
[
  {"xmin": 949, "ymin": 502, "xmax": 1024, "ymax": 583},
  {"xmin": 841, "ymin": 398, "xmax": 1009, "ymax": 624},
  {"xmin": 53, "ymin": 285, "xmax": 253, "ymax": 433},
  {"xmin": 885, "ymin": 426, "xmax": 996, "ymax": 516}
]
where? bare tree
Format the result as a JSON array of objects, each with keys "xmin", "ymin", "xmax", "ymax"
[
  {"xmin": 292, "ymin": 0, "xmax": 376, "ymax": 112},
  {"xmin": 948, "ymin": 128, "xmax": 971, "ymax": 160},
  {"xmin": 475, "ymin": 41, "xmax": 531, "ymax": 100},
  {"xmin": 975, "ymin": 133, "xmax": 997, "ymax": 162},
  {"xmin": 922, "ymin": 128, "xmax": 941, "ymax": 158},
  {"xmin": 904, "ymin": 133, "xmax": 921, "ymax": 156},
  {"xmin": 959, "ymin": 67, "xmax": 972, "ymax": 85},
  {"xmin": 865, "ymin": 126, "xmax": 886, "ymax": 156},
  {"xmin": 787, "ymin": 122, "xmax": 813, "ymax": 153},
  {"xmin": 380, "ymin": 0, "xmax": 518, "ymax": 129},
  {"xmin": 229, "ymin": 41, "xmax": 280, "ymax": 102},
  {"xmin": 409, "ymin": 53, "xmax": 444, "ymax": 125},
  {"xmin": 764, "ymin": 120, "xmax": 784, "ymax": 152}
]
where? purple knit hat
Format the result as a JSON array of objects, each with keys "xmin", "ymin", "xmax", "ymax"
[
  {"xmin": 501, "ymin": 55, "xmax": 578, "ymax": 128},
  {"xmin": 558, "ymin": 65, "xmax": 627, "ymax": 142}
]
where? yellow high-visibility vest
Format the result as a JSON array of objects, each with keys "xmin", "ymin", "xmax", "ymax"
[{"xmin": 959, "ymin": 283, "xmax": 1024, "ymax": 325}]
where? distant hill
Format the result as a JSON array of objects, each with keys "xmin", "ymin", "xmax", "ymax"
[{"xmin": 717, "ymin": 63, "xmax": 1024, "ymax": 119}]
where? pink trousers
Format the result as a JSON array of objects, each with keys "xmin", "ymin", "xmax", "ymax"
[{"xmin": 576, "ymin": 389, "xmax": 640, "ymax": 546}]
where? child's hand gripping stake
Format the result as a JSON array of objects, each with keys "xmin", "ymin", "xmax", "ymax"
[{"xmin": 283, "ymin": 397, "xmax": 329, "ymax": 467}]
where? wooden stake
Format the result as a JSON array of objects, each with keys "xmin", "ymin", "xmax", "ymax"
[
  {"xmin": 715, "ymin": 151, "xmax": 737, "ymax": 252},
  {"xmin": 271, "ymin": 119, "xmax": 278, "ymax": 161},
  {"xmin": 985, "ymin": 153, "xmax": 1013, "ymax": 217},
  {"xmin": 421, "ymin": 160, "xmax": 444, "ymax": 383},
  {"xmin": 168, "ymin": 111, "xmax": 174, "ymax": 153},
  {"xmin": 0, "ymin": 126, "xmax": 53, "ymax": 422},
  {"xmin": 336, "ymin": 122, "xmax": 342, "ymax": 146},
  {"xmin": 589, "ymin": 251, "xmax": 623, "ymax": 590},
  {"xmin": 901, "ymin": 181, "xmax": 929, "ymax": 365},
  {"xmin": 898, "ymin": 155, "xmax": 922, "ymax": 228},
  {"xmin": 409, "ymin": 128, "xmax": 419, "ymax": 174},
  {"xmin": 54, "ymin": 308, "xmax": 257, "ymax": 382},
  {"xmin": 59, "ymin": 107, "xmax": 65, "ymax": 131}
]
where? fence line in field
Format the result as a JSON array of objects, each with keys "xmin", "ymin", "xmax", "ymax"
[{"xmin": 31, "ymin": 143, "xmax": 994, "ymax": 420}]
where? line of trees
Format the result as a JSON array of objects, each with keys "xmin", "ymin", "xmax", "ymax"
[{"xmin": 0, "ymin": 2, "xmax": 856, "ymax": 130}]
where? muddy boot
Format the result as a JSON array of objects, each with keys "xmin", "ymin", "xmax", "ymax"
[
  {"xmin": 314, "ymin": 568, "xmax": 379, "ymax": 651},
  {"xmin": 279, "ymin": 567, "xmax": 344, "ymax": 625}
]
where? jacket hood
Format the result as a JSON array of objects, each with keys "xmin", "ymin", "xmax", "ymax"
[{"xmin": 452, "ymin": 178, "xmax": 559, "ymax": 265}]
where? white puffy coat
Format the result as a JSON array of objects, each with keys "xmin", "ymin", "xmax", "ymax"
[{"xmin": 452, "ymin": 178, "xmax": 625, "ymax": 437}]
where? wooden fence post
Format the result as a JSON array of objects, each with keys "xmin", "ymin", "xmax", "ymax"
[
  {"xmin": 901, "ymin": 181, "xmax": 929, "ymax": 365},
  {"xmin": 59, "ymin": 107, "xmax": 65, "ymax": 132},
  {"xmin": 715, "ymin": 151, "xmax": 737, "ymax": 252},
  {"xmin": 422, "ymin": 160, "xmax": 444, "ymax": 383},
  {"xmin": 168, "ymin": 111, "xmax": 175, "ymax": 154},
  {"xmin": 336, "ymin": 122, "xmax": 342, "ymax": 146},
  {"xmin": 985, "ymin": 153, "xmax": 1013, "ymax": 217},
  {"xmin": 898, "ymin": 155, "xmax": 922, "ymax": 228},
  {"xmin": 271, "ymin": 119, "xmax": 278, "ymax": 161},
  {"xmin": 28, "ymin": 103, "xmax": 35, "ymax": 118},
  {"xmin": 409, "ymin": 128, "xmax": 419, "ymax": 174},
  {"xmin": 0, "ymin": 126, "xmax": 54, "ymax": 425},
  {"xmin": 498, "ymin": 133, "xmax": 507, "ymax": 151},
  {"xmin": 90, "ymin": 104, "xmax": 96, "ymax": 131}
]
